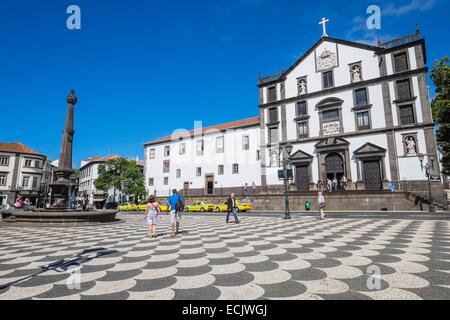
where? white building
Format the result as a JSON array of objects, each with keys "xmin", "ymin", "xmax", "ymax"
[
  {"xmin": 0, "ymin": 142, "xmax": 47, "ymax": 206},
  {"xmin": 144, "ymin": 118, "xmax": 261, "ymax": 197},
  {"xmin": 78, "ymin": 155, "xmax": 144, "ymax": 207},
  {"xmin": 144, "ymin": 27, "xmax": 440, "ymax": 197}
]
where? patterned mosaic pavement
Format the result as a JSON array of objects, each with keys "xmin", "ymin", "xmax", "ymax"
[{"xmin": 0, "ymin": 214, "xmax": 450, "ymax": 300}]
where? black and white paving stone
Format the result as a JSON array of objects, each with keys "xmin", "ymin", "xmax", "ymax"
[{"xmin": 0, "ymin": 213, "xmax": 450, "ymax": 300}]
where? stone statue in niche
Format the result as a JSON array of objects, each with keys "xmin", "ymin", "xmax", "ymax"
[
  {"xmin": 298, "ymin": 79, "xmax": 307, "ymax": 95},
  {"xmin": 352, "ymin": 65, "xmax": 362, "ymax": 82},
  {"xmin": 405, "ymin": 137, "xmax": 417, "ymax": 155},
  {"xmin": 270, "ymin": 150, "xmax": 279, "ymax": 167}
]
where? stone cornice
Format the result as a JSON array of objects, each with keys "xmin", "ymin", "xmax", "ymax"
[
  {"xmin": 261, "ymin": 122, "xmax": 435, "ymax": 148},
  {"xmin": 258, "ymin": 67, "xmax": 428, "ymax": 109}
]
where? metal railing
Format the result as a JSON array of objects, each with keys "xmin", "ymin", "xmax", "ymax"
[
  {"xmin": 399, "ymin": 181, "xmax": 448, "ymax": 210},
  {"xmin": 380, "ymin": 33, "xmax": 421, "ymax": 49}
]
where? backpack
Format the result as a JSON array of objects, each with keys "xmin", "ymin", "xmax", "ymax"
[{"xmin": 176, "ymin": 196, "xmax": 185, "ymax": 212}]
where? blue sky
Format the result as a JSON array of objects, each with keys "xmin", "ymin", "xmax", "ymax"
[{"xmin": 0, "ymin": 0, "xmax": 449, "ymax": 167}]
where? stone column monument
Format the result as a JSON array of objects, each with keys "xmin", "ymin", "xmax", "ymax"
[{"xmin": 48, "ymin": 90, "xmax": 78, "ymax": 210}]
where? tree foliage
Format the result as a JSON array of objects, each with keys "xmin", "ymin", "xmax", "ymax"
[
  {"xmin": 94, "ymin": 158, "xmax": 147, "ymax": 202},
  {"xmin": 431, "ymin": 56, "xmax": 450, "ymax": 175}
]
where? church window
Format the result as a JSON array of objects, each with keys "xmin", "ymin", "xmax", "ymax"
[
  {"xmin": 322, "ymin": 71, "xmax": 334, "ymax": 89},
  {"xmin": 267, "ymin": 86, "xmax": 277, "ymax": 102},
  {"xmin": 355, "ymin": 88, "xmax": 369, "ymax": 107},
  {"xmin": 163, "ymin": 160, "xmax": 170, "ymax": 173},
  {"xmin": 269, "ymin": 127, "xmax": 279, "ymax": 144},
  {"xmin": 148, "ymin": 178, "xmax": 154, "ymax": 186},
  {"xmin": 269, "ymin": 107, "xmax": 278, "ymax": 123},
  {"xmin": 399, "ymin": 105, "xmax": 415, "ymax": 125},
  {"xmin": 164, "ymin": 177, "xmax": 169, "ymax": 185},
  {"xmin": 322, "ymin": 109, "xmax": 339, "ymax": 122},
  {"xmin": 218, "ymin": 165, "xmax": 224, "ymax": 175},
  {"xmin": 394, "ymin": 52, "xmax": 409, "ymax": 73},
  {"xmin": 396, "ymin": 79, "xmax": 412, "ymax": 100},
  {"xmin": 196, "ymin": 167, "xmax": 202, "ymax": 177},
  {"xmin": 297, "ymin": 101, "xmax": 307, "ymax": 117},
  {"xmin": 176, "ymin": 169, "xmax": 181, "ymax": 179},
  {"xmin": 357, "ymin": 111, "xmax": 370, "ymax": 130},
  {"xmin": 179, "ymin": 143, "xmax": 186, "ymax": 155},
  {"xmin": 242, "ymin": 135, "xmax": 250, "ymax": 150},
  {"xmin": 298, "ymin": 122, "xmax": 308, "ymax": 138},
  {"xmin": 232, "ymin": 164, "xmax": 239, "ymax": 174}
]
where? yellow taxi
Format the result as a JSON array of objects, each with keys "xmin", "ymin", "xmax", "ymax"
[
  {"xmin": 213, "ymin": 200, "xmax": 253, "ymax": 213},
  {"xmin": 118, "ymin": 202, "xmax": 147, "ymax": 212},
  {"xmin": 184, "ymin": 201, "xmax": 216, "ymax": 212}
]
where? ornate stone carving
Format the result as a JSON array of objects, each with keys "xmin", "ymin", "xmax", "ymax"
[
  {"xmin": 269, "ymin": 150, "xmax": 279, "ymax": 167},
  {"xmin": 316, "ymin": 48, "xmax": 337, "ymax": 71},
  {"xmin": 323, "ymin": 121, "xmax": 340, "ymax": 136}
]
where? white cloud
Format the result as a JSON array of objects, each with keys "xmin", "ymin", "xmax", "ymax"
[{"xmin": 383, "ymin": 0, "xmax": 437, "ymax": 16}]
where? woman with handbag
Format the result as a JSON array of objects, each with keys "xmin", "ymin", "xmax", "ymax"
[
  {"xmin": 145, "ymin": 196, "xmax": 161, "ymax": 238},
  {"xmin": 318, "ymin": 192, "xmax": 326, "ymax": 220}
]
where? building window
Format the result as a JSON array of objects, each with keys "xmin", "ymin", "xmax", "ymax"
[
  {"xmin": 269, "ymin": 107, "xmax": 278, "ymax": 123},
  {"xmin": 357, "ymin": 111, "xmax": 370, "ymax": 130},
  {"xmin": 197, "ymin": 140, "xmax": 204, "ymax": 156},
  {"xmin": 24, "ymin": 160, "xmax": 32, "ymax": 167},
  {"xmin": 176, "ymin": 169, "xmax": 181, "ymax": 179},
  {"xmin": 216, "ymin": 136, "xmax": 224, "ymax": 153},
  {"xmin": 32, "ymin": 177, "xmax": 38, "ymax": 189},
  {"xmin": 355, "ymin": 88, "xmax": 369, "ymax": 107},
  {"xmin": 163, "ymin": 160, "xmax": 170, "ymax": 173},
  {"xmin": 322, "ymin": 109, "xmax": 340, "ymax": 122},
  {"xmin": 267, "ymin": 86, "xmax": 277, "ymax": 102},
  {"xmin": 218, "ymin": 165, "xmax": 224, "ymax": 175},
  {"xmin": 164, "ymin": 177, "xmax": 169, "ymax": 186},
  {"xmin": 149, "ymin": 149, "xmax": 155, "ymax": 159},
  {"xmin": 399, "ymin": 104, "xmax": 416, "ymax": 125},
  {"xmin": 0, "ymin": 157, "xmax": 9, "ymax": 166},
  {"xmin": 298, "ymin": 122, "xmax": 308, "ymax": 138},
  {"xmin": 396, "ymin": 79, "xmax": 412, "ymax": 100},
  {"xmin": 297, "ymin": 101, "xmax": 307, "ymax": 117},
  {"xmin": 232, "ymin": 164, "xmax": 239, "ymax": 174},
  {"xmin": 394, "ymin": 52, "xmax": 409, "ymax": 73},
  {"xmin": 179, "ymin": 143, "xmax": 186, "ymax": 155},
  {"xmin": 196, "ymin": 167, "xmax": 202, "ymax": 177},
  {"xmin": 22, "ymin": 176, "xmax": 30, "ymax": 187},
  {"xmin": 242, "ymin": 135, "xmax": 250, "ymax": 150},
  {"xmin": 323, "ymin": 71, "xmax": 334, "ymax": 89},
  {"xmin": 269, "ymin": 127, "xmax": 279, "ymax": 144},
  {"xmin": 256, "ymin": 150, "xmax": 261, "ymax": 161},
  {"xmin": 34, "ymin": 161, "xmax": 41, "ymax": 168},
  {"xmin": 164, "ymin": 146, "xmax": 170, "ymax": 157},
  {"xmin": 148, "ymin": 178, "xmax": 154, "ymax": 186},
  {"xmin": 0, "ymin": 173, "xmax": 7, "ymax": 186}
]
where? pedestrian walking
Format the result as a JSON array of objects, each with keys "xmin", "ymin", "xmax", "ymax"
[
  {"xmin": 226, "ymin": 193, "xmax": 240, "ymax": 224},
  {"xmin": 244, "ymin": 183, "xmax": 250, "ymax": 195},
  {"xmin": 168, "ymin": 189, "xmax": 183, "ymax": 237},
  {"xmin": 145, "ymin": 196, "xmax": 160, "ymax": 238},
  {"xmin": 332, "ymin": 177, "xmax": 338, "ymax": 192},
  {"xmin": 13, "ymin": 196, "xmax": 24, "ymax": 209},
  {"xmin": 327, "ymin": 178, "xmax": 332, "ymax": 192},
  {"xmin": 252, "ymin": 182, "xmax": 257, "ymax": 194},
  {"xmin": 341, "ymin": 176, "xmax": 347, "ymax": 191},
  {"xmin": 82, "ymin": 196, "xmax": 87, "ymax": 212},
  {"xmin": 318, "ymin": 192, "xmax": 326, "ymax": 220}
]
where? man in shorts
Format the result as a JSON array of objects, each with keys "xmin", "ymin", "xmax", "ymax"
[{"xmin": 168, "ymin": 189, "xmax": 183, "ymax": 237}]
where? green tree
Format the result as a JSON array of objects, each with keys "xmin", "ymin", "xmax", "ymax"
[
  {"xmin": 94, "ymin": 157, "xmax": 146, "ymax": 203},
  {"xmin": 431, "ymin": 57, "xmax": 450, "ymax": 174}
]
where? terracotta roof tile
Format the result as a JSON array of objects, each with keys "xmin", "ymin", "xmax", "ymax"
[
  {"xmin": 144, "ymin": 117, "xmax": 260, "ymax": 145},
  {"xmin": 0, "ymin": 142, "xmax": 44, "ymax": 156}
]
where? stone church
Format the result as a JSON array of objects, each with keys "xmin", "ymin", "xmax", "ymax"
[{"xmin": 144, "ymin": 26, "xmax": 442, "ymax": 202}]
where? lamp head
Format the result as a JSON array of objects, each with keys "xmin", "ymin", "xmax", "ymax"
[
  {"xmin": 285, "ymin": 144, "xmax": 293, "ymax": 156},
  {"xmin": 429, "ymin": 155, "xmax": 435, "ymax": 163},
  {"xmin": 418, "ymin": 154, "xmax": 425, "ymax": 163}
]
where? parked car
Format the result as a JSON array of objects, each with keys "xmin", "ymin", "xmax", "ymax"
[
  {"xmin": 213, "ymin": 200, "xmax": 252, "ymax": 213},
  {"xmin": 184, "ymin": 201, "xmax": 215, "ymax": 212},
  {"xmin": 118, "ymin": 202, "xmax": 147, "ymax": 212}
]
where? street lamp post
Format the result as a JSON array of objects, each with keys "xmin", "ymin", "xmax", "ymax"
[
  {"xmin": 418, "ymin": 154, "xmax": 436, "ymax": 213},
  {"xmin": 279, "ymin": 144, "xmax": 293, "ymax": 220}
]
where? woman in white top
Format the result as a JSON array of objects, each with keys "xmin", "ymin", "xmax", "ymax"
[
  {"xmin": 145, "ymin": 196, "xmax": 160, "ymax": 238},
  {"xmin": 318, "ymin": 192, "xmax": 326, "ymax": 220}
]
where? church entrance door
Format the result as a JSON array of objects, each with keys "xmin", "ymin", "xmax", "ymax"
[
  {"xmin": 325, "ymin": 153, "xmax": 345, "ymax": 182},
  {"xmin": 295, "ymin": 165, "xmax": 310, "ymax": 192},
  {"xmin": 363, "ymin": 161, "xmax": 382, "ymax": 190}
]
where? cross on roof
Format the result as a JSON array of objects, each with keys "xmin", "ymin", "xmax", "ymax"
[{"xmin": 319, "ymin": 17, "xmax": 330, "ymax": 37}]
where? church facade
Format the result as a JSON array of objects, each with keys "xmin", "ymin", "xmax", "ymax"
[{"xmin": 144, "ymin": 28, "xmax": 440, "ymax": 197}]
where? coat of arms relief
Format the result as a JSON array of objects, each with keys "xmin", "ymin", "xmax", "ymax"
[{"xmin": 316, "ymin": 48, "xmax": 337, "ymax": 71}]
